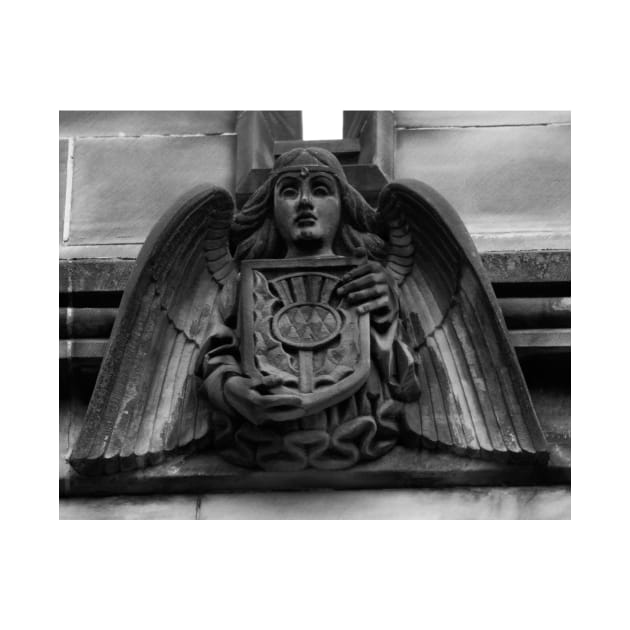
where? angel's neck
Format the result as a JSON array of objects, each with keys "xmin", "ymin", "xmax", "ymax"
[{"xmin": 284, "ymin": 241, "xmax": 334, "ymax": 258}]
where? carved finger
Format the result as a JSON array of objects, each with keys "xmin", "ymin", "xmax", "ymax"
[
  {"xmin": 340, "ymin": 262, "xmax": 374, "ymax": 283},
  {"xmin": 356, "ymin": 295, "xmax": 390, "ymax": 314},
  {"xmin": 346, "ymin": 285, "xmax": 388, "ymax": 304},
  {"xmin": 337, "ymin": 273, "xmax": 380, "ymax": 295},
  {"xmin": 253, "ymin": 375, "xmax": 284, "ymax": 391}
]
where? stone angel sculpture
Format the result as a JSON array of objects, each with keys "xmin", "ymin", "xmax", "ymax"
[{"xmin": 70, "ymin": 147, "xmax": 548, "ymax": 475}]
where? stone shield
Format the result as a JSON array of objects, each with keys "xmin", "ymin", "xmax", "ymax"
[{"xmin": 239, "ymin": 257, "xmax": 371, "ymax": 419}]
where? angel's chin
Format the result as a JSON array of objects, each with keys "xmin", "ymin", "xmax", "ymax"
[{"xmin": 294, "ymin": 228, "xmax": 321, "ymax": 242}]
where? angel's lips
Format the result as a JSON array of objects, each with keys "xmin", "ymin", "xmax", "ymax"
[{"xmin": 294, "ymin": 212, "xmax": 317, "ymax": 226}]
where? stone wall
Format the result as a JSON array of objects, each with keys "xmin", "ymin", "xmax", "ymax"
[
  {"xmin": 59, "ymin": 111, "xmax": 570, "ymax": 519},
  {"xmin": 60, "ymin": 487, "xmax": 570, "ymax": 520},
  {"xmin": 59, "ymin": 111, "xmax": 239, "ymax": 259},
  {"xmin": 394, "ymin": 111, "xmax": 570, "ymax": 252}
]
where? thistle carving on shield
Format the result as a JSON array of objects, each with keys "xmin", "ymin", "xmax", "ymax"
[{"xmin": 240, "ymin": 259, "xmax": 371, "ymax": 417}]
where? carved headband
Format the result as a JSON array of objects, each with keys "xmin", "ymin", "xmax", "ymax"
[{"xmin": 273, "ymin": 165, "xmax": 346, "ymax": 181}]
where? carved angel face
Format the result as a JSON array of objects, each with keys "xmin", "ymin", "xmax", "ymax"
[{"xmin": 273, "ymin": 171, "xmax": 341, "ymax": 258}]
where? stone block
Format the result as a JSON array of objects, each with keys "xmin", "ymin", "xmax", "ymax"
[
  {"xmin": 58, "ymin": 487, "xmax": 569, "ymax": 519},
  {"xmin": 395, "ymin": 125, "xmax": 570, "ymax": 249},
  {"xmin": 59, "ymin": 111, "xmax": 237, "ymax": 137},
  {"xmin": 67, "ymin": 135, "xmax": 236, "ymax": 245},
  {"xmin": 59, "ymin": 495, "xmax": 199, "ymax": 519},
  {"xmin": 197, "ymin": 487, "xmax": 570, "ymax": 519},
  {"xmin": 395, "ymin": 111, "xmax": 570, "ymax": 128},
  {"xmin": 59, "ymin": 139, "xmax": 68, "ymax": 243},
  {"xmin": 57, "ymin": 250, "xmax": 571, "ymax": 296}
]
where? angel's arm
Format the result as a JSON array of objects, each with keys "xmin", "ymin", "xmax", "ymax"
[
  {"xmin": 200, "ymin": 321, "xmax": 244, "ymax": 415},
  {"xmin": 336, "ymin": 258, "xmax": 420, "ymax": 401},
  {"xmin": 201, "ymin": 332, "xmax": 305, "ymax": 423},
  {"xmin": 199, "ymin": 287, "xmax": 305, "ymax": 424}
]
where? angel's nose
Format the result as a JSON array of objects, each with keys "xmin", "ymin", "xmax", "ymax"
[{"xmin": 298, "ymin": 184, "xmax": 313, "ymax": 207}]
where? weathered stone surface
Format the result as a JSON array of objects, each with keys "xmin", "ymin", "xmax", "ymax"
[
  {"xmin": 60, "ymin": 244, "xmax": 142, "ymax": 260},
  {"xmin": 509, "ymin": 329, "xmax": 570, "ymax": 350},
  {"xmin": 481, "ymin": 250, "xmax": 570, "ymax": 282},
  {"xmin": 59, "ymin": 487, "xmax": 570, "ymax": 519},
  {"xmin": 59, "ymin": 139, "xmax": 68, "ymax": 243},
  {"xmin": 395, "ymin": 125, "xmax": 570, "ymax": 249},
  {"xmin": 58, "ymin": 250, "xmax": 571, "ymax": 294},
  {"xmin": 60, "ymin": 494, "xmax": 198, "ymax": 519},
  {"xmin": 59, "ymin": 308, "xmax": 117, "ymax": 339},
  {"xmin": 499, "ymin": 297, "xmax": 570, "ymax": 328},
  {"xmin": 60, "ymin": 435, "xmax": 569, "ymax": 493},
  {"xmin": 59, "ymin": 259, "xmax": 135, "ymax": 293},
  {"xmin": 395, "ymin": 111, "xmax": 570, "ymax": 128},
  {"xmin": 61, "ymin": 442, "xmax": 571, "ymax": 494},
  {"xmin": 67, "ymin": 135, "xmax": 236, "ymax": 245},
  {"xmin": 60, "ymin": 111, "xmax": 237, "ymax": 137},
  {"xmin": 198, "ymin": 487, "xmax": 570, "ymax": 519}
]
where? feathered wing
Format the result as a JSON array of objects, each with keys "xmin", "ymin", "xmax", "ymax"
[
  {"xmin": 379, "ymin": 180, "xmax": 548, "ymax": 463},
  {"xmin": 70, "ymin": 187, "xmax": 237, "ymax": 475}
]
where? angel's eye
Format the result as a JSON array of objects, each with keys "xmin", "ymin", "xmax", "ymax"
[
  {"xmin": 312, "ymin": 185, "xmax": 330, "ymax": 197},
  {"xmin": 281, "ymin": 187, "xmax": 298, "ymax": 198}
]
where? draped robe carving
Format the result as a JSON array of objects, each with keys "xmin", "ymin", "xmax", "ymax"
[{"xmin": 200, "ymin": 257, "xmax": 421, "ymax": 471}]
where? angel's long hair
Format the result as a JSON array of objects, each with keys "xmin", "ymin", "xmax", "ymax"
[{"xmin": 230, "ymin": 147, "xmax": 386, "ymax": 261}]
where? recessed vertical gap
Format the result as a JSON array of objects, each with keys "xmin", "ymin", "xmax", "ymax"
[
  {"xmin": 302, "ymin": 110, "xmax": 342, "ymax": 141},
  {"xmin": 63, "ymin": 138, "xmax": 74, "ymax": 243}
]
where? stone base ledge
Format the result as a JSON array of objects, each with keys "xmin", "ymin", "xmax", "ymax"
[
  {"xmin": 60, "ymin": 445, "xmax": 570, "ymax": 498},
  {"xmin": 59, "ymin": 486, "xmax": 571, "ymax": 519}
]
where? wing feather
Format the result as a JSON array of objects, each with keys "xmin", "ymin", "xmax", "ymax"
[
  {"xmin": 149, "ymin": 329, "xmax": 188, "ymax": 456},
  {"xmin": 87, "ymin": 284, "xmax": 158, "ymax": 467},
  {"xmin": 443, "ymin": 316, "xmax": 495, "ymax": 454},
  {"xmin": 420, "ymin": 344, "xmax": 453, "ymax": 447},
  {"xmin": 412, "ymin": 353, "xmax": 436, "ymax": 444},
  {"xmin": 69, "ymin": 186, "xmax": 236, "ymax": 475},
  {"xmin": 457, "ymin": 287, "xmax": 521, "ymax": 454},
  {"xmin": 426, "ymin": 337, "xmax": 465, "ymax": 451},
  {"xmin": 460, "ymin": 278, "xmax": 537, "ymax": 455},
  {"xmin": 133, "ymin": 309, "xmax": 177, "ymax": 464},
  {"xmin": 450, "ymin": 303, "xmax": 508, "ymax": 455},
  {"xmin": 378, "ymin": 180, "xmax": 548, "ymax": 463}
]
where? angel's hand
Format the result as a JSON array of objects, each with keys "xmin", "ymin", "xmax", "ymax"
[
  {"xmin": 223, "ymin": 375, "xmax": 305, "ymax": 424},
  {"xmin": 336, "ymin": 260, "xmax": 399, "ymax": 324}
]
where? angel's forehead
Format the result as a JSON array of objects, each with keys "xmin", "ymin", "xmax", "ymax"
[{"xmin": 275, "ymin": 169, "xmax": 338, "ymax": 188}]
